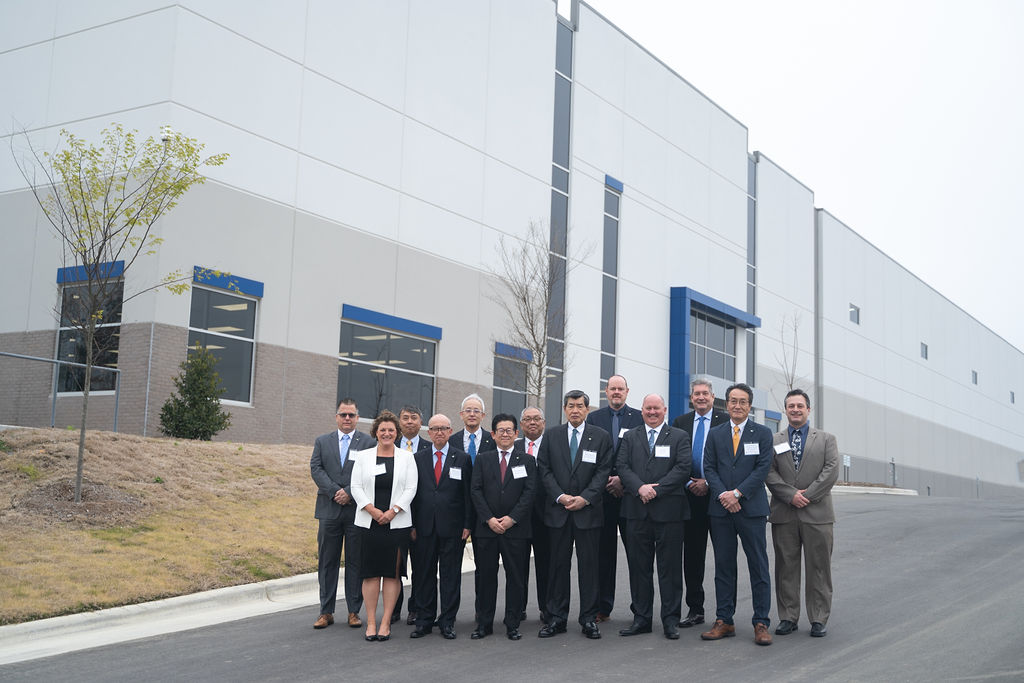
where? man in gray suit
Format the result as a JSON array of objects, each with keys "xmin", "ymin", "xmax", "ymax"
[
  {"xmin": 310, "ymin": 398, "xmax": 375, "ymax": 630},
  {"xmin": 765, "ymin": 389, "xmax": 839, "ymax": 638}
]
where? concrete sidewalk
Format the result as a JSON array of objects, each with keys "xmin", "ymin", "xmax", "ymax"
[{"xmin": 0, "ymin": 488, "xmax": 913, "ymax": 666}]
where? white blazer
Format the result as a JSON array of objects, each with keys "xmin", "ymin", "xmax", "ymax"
[{"xmin": 350, "ymin": 447, "xmax": 418, "ymax": 529}]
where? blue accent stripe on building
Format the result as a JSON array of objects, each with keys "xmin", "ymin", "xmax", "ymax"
[
  {"xmin": 342, "ymin": 304, "xmax": 442, "ymax": 341},
  {"xmin": 765, "ymin": 410, "xmax": 782, "ymax": 421},
  {"xmin": 193, "ymin": 266, "xmax": 264, "ymax": 298},
  {"xmin": 56, "ymin": 261, "xmax": 125, "ymax": 283},
  {"xmin": 604, "ymin": 174, "xmax": 624, "ymax": 192},
  {"xmin": 683, "ymin": 287, "xmax": 761, "ymax": 328},
  {"xmin": 495, "ymin": 342, "xmax": 533, "ymax": 362}
]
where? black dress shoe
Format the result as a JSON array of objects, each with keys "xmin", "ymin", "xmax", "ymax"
[
  {"xmin": 470, "ymin": 625, "xmax": 492, "ymax": 640},
  {"xmin": 538, "ymin": 620, "xmax": 567, "ymax": 638},
  {"xmin": 664, "ymin": 626, "xmax": 680, "ymax": 640},
  {"xmin": 507, "ymin": 628, "xmax": 522, "ymax": 640},
  {"xmin": 618, "ymin": 621, "xmax": 652, "ymax": 636},
  {"xmin": 581, "ymin": 621, "xmax": 601, "ymax": 639},
  {"xmin": 678, "ymin": 612, "xmax": 704, "ymax": 628},
  {"xmin": 410, "ymin": 626, "xmax": 432, "ymax": 638},
  {"xmin": 441, "ymin": 626, "xmax": 457, "ymax": 640},
  {"xmin": 364, "ymin": 634, "xmax": 377, "ymax": 642},
  {"xmin": 406, "ymin": 612, "xmax": 417, "ymax": 626},
  {"xmin": 390, "ymin": 612, "xmax": 401, "ymax": 624},
  {"xmin": 810, "ymin": 622, "xmax": 827, "ymax": 637},
  {"xmin": 775, "ymin": 620, "xmax": 798, "ymax": 635},
  {"xmin": 376, "ymin": 632, "xmax": 391, "ymax": 642}
]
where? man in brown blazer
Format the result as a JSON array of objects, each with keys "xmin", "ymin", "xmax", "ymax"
[{"xmin": 765, "ymin": 389, "xmax": 839, "ymax": 638}]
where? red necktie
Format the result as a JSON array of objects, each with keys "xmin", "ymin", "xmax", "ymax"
[
  {"xmin": 528, "ymin": 441, "xmax": 535, "ymax": 456},
  {"xmin": 434, "ymin": 451, "xmax": 443, "ymax": 484},
  {"xmin": 500, "ymin": 451, "xmax": 508, "ymax": 481}
]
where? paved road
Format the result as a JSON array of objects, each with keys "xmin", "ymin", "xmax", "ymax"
[{"xmin": 3, "ymin": 495, "xmax": 1022, "ymax": 682}]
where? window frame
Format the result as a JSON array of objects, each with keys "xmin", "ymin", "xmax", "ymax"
[
  {"xmin": 55, "ymin": 280, "xmax": 124, "ymax": 395},
  {"xmin": 187, "ymin": 285, "xmax": 259, "ymax": 405}
]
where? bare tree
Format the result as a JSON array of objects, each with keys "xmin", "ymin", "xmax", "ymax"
[
  {"xmin": 13, "ymin": 123, "xmax": 228, "ymax": 502},
  {"xmin": 488, "ymin": 220, "xmax": 590, "ymax": 408},
  {"xmin": 773, "ymin": 310, "xmax": 803, "ymax": 396}
]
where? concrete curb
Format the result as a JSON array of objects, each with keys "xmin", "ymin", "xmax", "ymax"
[
  {"xmin": 0, "ymin": 544, "xmax": 478, "ymax": 666},
  {"xmin": 833, "ymin": 485, "xmax": 918, "ymax": 496}
]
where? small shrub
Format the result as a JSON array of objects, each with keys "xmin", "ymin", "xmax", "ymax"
[
  {"xmin": 159, "ymin": 343, "xmax": 231, "ymax": 441},
  {"xmin": 153, "ymin": 476, "xmax": 164, "ymax": 484}
]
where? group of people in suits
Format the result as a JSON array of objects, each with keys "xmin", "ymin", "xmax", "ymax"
[{"xmin": 309, "ymin": 376, "xmax": 839, "ymax": 646}]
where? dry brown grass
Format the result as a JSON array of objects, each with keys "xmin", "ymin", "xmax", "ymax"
[{"xmin": 0, "ymin": 427, "xmax": 318, "ymax": 625}]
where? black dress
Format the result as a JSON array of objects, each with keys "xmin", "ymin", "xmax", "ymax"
[{"xmin": 360, "ymin": 456, "xmax": 409, "ymax": 579}]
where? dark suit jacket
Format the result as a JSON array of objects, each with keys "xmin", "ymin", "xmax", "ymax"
[
  {"xmin": 703, "ymin": 419, "xmax": 773, "ymax": 518},
  {"xmin": 412, "ymin": 446, "xmax": 474, "ymax": 537},
  {"xmin": 310, "ymin": 429, "xmax": 376, "ymax": 520},
  {"xmin": 470, "ymin": 448, "xmax": 536, "ymax": 539},
  {"xmin": 617, "ymin": 424, "xmax": 693, "ymax": 522},
  {"xmin": 587, "ymin": 403, "xmax": 644, "ymax": 471},
  {"xmin": 672, "ymin": 408, "xmax": 729, "ymax": 479},
  {"xmin": 449, "ymin": 428, "xmax": 495, "ymax": 461},
  {"xmin": 537, "ymin": 423, "xmax": 614, "ymax": 529},
  {"xmin": 766, "ymin": 429, "xmax": 840, "ymax": 524}
]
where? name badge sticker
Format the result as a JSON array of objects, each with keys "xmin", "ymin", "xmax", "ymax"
[
  {"xmin": 654, "ymin": 445, "xmax": 671, "ymax": 458},
  {"xmin": 743, "ymin": 443, "xmax": 759, "ymax": 456},
  {"xmin": 582, "ymin": 450, "xmax": 597, "ymax": 464},
  {"xmin": 619, "ymin": 428, "xmax": 629, "ymax": 438},
  {"xmin": 773, "ymin": 442, "xmax": 791, "ymax": 454},
  {"xmin": 512, "ymin": 465, "xmax": 527, "ymax": 479},
  {"xmin": 373, "ymin": 462, "xmax": 387, "ymax": 476},
  {"xmin": 448, "ymin": 467, "xmax": 462, "ymax": 480}
]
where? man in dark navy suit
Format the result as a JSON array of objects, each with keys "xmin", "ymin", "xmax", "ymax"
[
  {"xmin": 470, "ymin": 413, "xmax": 536, "ymax": 641},
  {"xmin": 537, "ymin": 390, "xmax": 614, "ymax": 640},
  {"xmin": 410, "ymin": 413, "xmax": 473, "ymax": 640},
  {"xmin": 585, "ymin": 375, "xmax": 643, "ymax": 622},
  {"xmin": 309, "ymin": 398, "xmax": 375, "ymax": 630},
  {"xmin": 701, "ymin": 382, "xmax": 775, "ymax": 646},
  {"xmin": 670, "ymin": 378, "xmax": 730, "ymax": 628}
]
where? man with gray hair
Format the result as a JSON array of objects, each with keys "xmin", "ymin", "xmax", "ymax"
[
  {"xmin": 449, "ymin": 393, "xmax": 495, "ymax": 465},
  {"xmin": 671, "ymin": 378, "xmax": 729, "ymax": 628}
]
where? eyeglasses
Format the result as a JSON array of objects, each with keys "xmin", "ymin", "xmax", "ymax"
[
  {"xmin": 494, "ymin": 428, "xmax": 516, "ymax": 435},
  {"xmin": 726, "ymin": 399, "xmax": 750, "ymax": 406},
  {"xmin": 428, "ymin": 426, "xmax": 452, "ymax": 432},
  {"xmin": 521, "ymin": 416, "xmax": 543, "ymax": 422},
  {"xmin": 336, "ymin": 412, "xmax": 357, "ymax": 418},
  {"xmin": 461, "ymin": 408, "xmax": 483, "ymax": 415}
]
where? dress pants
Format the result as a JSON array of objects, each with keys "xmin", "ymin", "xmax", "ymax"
[
  {"xmin": 411, "ymin": 532, "xmax": 466, "ymax": 628},
  {"xmin": 624, "ymin": 517, "xmax": 683, "ymax": 628},
  {"xmin": 474, "ymin": 535, "xmax": 529, "ymax": 630},
  {"xmin": 709, "ymin": 513, "xmax": 771, "ymax": 626},
  {"xmin": 317, "ymin": 515, "xmax": 363, "ymax": 615},
  {"xmin": 771, "ymin": 520, "xmax": 834, "ymax": 625},
  {"xmin": 524, "ymin": 508, "xmax": 551, "ymax": 619},
  {"xmin": 546, "ymin": 522, "xmax": 601, "ymax": 625},
  {"xmin": 682, "ymin": 488, "xmax": 712, "ymax": 614},
  {"xmin": 597, "ymin": 492, "xmax": 627, "ymax": 616}
]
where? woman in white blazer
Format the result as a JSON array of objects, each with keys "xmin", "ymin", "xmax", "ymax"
[{"xmin": 350, "ymin": 409, "xmax": 418, "ymax": 641}]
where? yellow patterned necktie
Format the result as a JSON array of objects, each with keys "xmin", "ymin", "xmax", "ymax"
[{"xmin": 732, "ymin": 425, "xmax": 740, "ymax": 455}]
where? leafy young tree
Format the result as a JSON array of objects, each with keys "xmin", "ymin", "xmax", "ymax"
[
  {"xmin": 160, "ymin": 344, "xmax": 232, "ymax": 441},
  {"xmin": 14, "ymin": 123, "xmax": 228, "ymax": 502}
]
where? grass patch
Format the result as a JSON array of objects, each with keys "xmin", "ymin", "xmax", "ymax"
[
  {"xmin": 89, "ymin": 524, "xmax": 156, "ymax": 544},
  {"xmin": 0, "ymin": 436, "xmax": 11, "ymax": 452},
  {"xmin": 14, "ymin": 463, "xmax": 41, "ymax": 480}
]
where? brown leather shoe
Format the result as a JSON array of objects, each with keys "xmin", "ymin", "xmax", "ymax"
[
  {"xmin": 754, "ymin": 622, "xmax": 773, "ymax": 646},
  {"xmin": 347, "ymin": 612, "xmax": 362, "ymax": 628},
  {"xmin": 595, "ymin": 613, "xmax": 610, "ymax": 623},
  {"xmin": 700, "ymin": 619, "xmax": 736, "ymax": 640},
  {"xmin": 313, "ymin": 614, "xmax": 334, "ymax": 629}
]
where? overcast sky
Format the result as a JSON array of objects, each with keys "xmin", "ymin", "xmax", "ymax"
[{"xmin": 582, "ymin": 0, "xmax": 1024, "ymax": 352}]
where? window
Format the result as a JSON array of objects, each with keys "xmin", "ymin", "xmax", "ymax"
[
  {"xmin": 338, "ymin": 321, "xmax": 435, "ymax": 418},
  {"xmin": 972, "ymin": 370, "xmax": 978, "ymax": 385},
  {"xmin": 188, "ymin": 287, "xmax": 257, "ymax": 403},
  {"xmin": 493, "ymin": 346, "xmax": 529, "ymax": 417},
  {"xmin": 690, "ymin": 310, "xmax": 737, "ymax": 380},
  {"xmin": 56, "ymin": 281, "xmax": 123, "ymax": 392},
  {"xmin": 920, "ymin": 342, "xmax": 928, "ymax": 360},
  {"xmin": 849, "ymin": 304, "xmax": 860, "ymax": 325}
]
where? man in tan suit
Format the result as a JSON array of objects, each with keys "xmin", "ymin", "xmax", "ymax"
[{"xmin": 765, "ymin": 389, "xmax": 839, "ymax": 638}]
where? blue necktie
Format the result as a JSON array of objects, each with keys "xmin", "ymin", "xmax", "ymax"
[
  {"xmin": 468, "ymin": 433, "xmax": 477, "ymax": 464},
  {"xmin": 693, "ymin": 416, "xmax": 706, "ymax": 477},
  {"xmin": 648, "ymin": 428, "xmax": 657, "ymax": 455},
  {"xmin": 570, "ymin": 428, "xmax": 579, "ymax": 464},
  {"xmin": 339, "ymin": 433, "xmax": 351, "ymax": 466}
]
